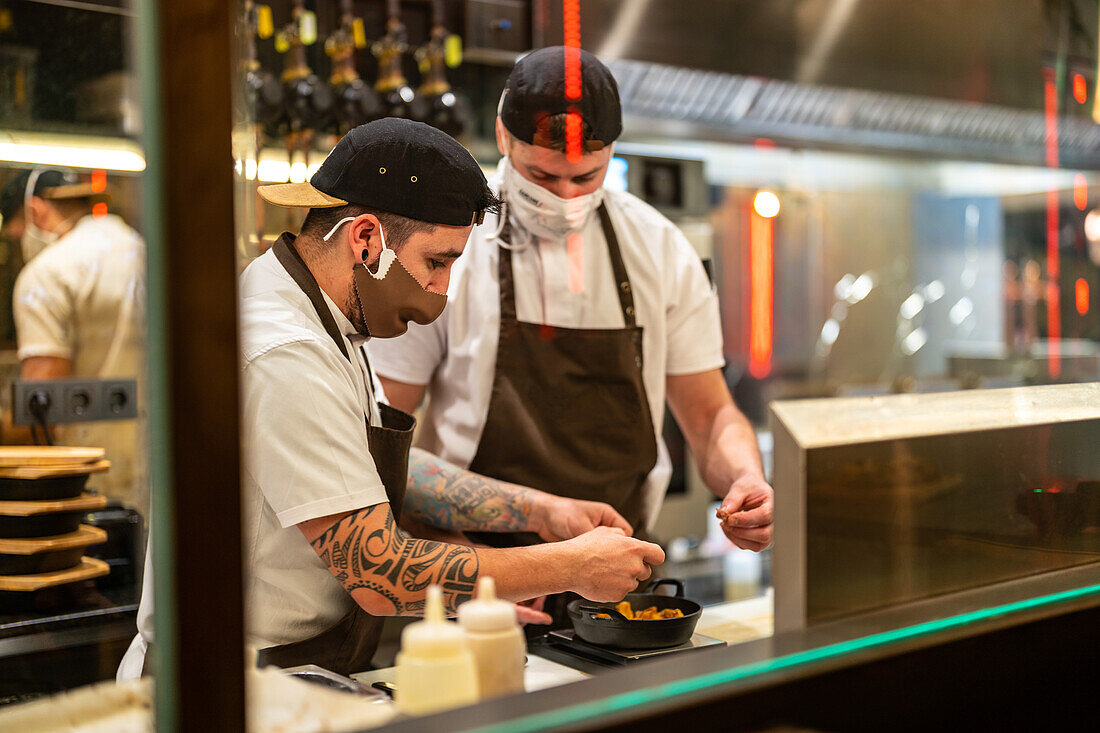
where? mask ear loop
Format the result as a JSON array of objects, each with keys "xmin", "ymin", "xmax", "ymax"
[{"xmin": 326, "ymin": 216, "xmax": 397, "ymax": 279}]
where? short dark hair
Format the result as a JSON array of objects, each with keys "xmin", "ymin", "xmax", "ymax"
[
  {"xmin": 301, "ymin": 204, "xmax": 436, "ymax": 250},
  {"xmin": 524, "ymin": 112, "xmax": 602, "ymax": 153},
  {"xmin": 300, "ymin": 184, "xmax": 502, "ymax": 247}
]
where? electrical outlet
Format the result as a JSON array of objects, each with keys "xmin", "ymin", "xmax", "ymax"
[
  {"xmin": 12, "ymin": 378, "xmax": 139, "ymax": 426},
  {"xmin": 100, "ymin": 380, "xmax": 138, "ymax": 420}
]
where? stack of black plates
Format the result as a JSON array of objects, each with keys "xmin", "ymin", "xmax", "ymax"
[{"xmin": 0, "ymin": 448, "xmax": 111, "ymax": 612}]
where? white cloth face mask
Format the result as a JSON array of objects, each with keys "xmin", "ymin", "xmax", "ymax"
[{"xmin": 500, "ymin": 156, "xmax": 604, "ymax": 242}]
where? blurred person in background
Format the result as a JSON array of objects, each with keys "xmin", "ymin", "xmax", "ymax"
[{"xmin": 0, "ymin": 168, "xmax": 147, "ymax": 519}]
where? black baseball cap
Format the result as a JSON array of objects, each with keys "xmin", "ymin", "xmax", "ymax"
[
  {"xmin": 499, "ymin": 46, "xmax": 622, "ymax": 150},
  {"xmin": 0, "ymin": 168, "xmax": 106, "ymax": 223},
  {"xmin": 259, "ymin": 118, "xmax": 491, "ymax": 226}
]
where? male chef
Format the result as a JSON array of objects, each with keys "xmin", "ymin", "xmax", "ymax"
[
  {"xmin": 369, "ymin": 48, "xmax": 774, "ymax": 553},
  {"xmin": 0, "ymin": 169, "xmax": 146, "ymax": 517},
  {"xmin": 118, "ymin": 118, "xmax": 663, "ymax": 679}
]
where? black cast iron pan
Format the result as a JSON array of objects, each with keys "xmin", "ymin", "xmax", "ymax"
[{"xmin": 567, "ymin": 578, "xmax": 702, "ymax": 650}]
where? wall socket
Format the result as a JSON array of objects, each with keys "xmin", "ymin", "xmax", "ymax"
[{"xmin": 12, "ymin": 378, "xmax": 138, "ymax": 426}]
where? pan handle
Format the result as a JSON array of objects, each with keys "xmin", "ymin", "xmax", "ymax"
[
  {"xmin": 577, "ymin": 604, "xmax": 631, "ymax": 621},
  {"xmin": 644, "ymin": 578, "xmax": 685, "ymax": 597}
]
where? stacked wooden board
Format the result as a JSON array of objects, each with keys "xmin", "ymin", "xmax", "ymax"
[{"xmin": 0, "ymin": 447, "xmax": 112, "ymax": 612}]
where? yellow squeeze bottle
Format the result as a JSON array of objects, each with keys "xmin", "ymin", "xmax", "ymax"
[
  {"xmin": 458, "ymin": 577, "xmax": 526, "ymax": 699},
  {"xmin": 393, "ymin": 585, "xmax": 479, "ymax": 715}
]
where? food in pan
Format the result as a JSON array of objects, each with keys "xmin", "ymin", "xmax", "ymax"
[{"xmin": 593, "ymin": 601, "xmax": 684, "ymax": 620}]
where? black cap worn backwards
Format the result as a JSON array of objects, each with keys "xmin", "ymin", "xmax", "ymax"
[
  {"xmin": 259, "ymin": 118, "xmax": 491, "ymax": 226},
  {"xmin": 0, "ymin": 169, "xmax": 85, "ymax": 223},
  {"xmin": 499, "ymin": 46, "xmax": 622, "ymax": 150}
]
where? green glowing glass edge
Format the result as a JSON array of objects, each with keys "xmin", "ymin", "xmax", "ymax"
[{"xmin": 469, "ymin": 582, "xmax": 1100, "ymax": 733}]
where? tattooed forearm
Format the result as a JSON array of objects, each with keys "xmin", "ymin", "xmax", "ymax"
[
  {"xmin": 404, "ymin": 447, "xmax": 536, "ymax": 532},
  {"xmin": 310, "ymin": 503, "xmax": 479, "ymax": 615}
]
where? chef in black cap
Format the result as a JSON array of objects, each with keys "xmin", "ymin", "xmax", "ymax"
[
  {"xmin": 118, "ymin": 118, "xmax": 663, "ymax": 679},
  {"xmin": 370, "ymin": 49, "xmax": 774, "ymax": 567}
]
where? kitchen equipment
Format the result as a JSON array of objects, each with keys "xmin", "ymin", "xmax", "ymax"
[
  {"xmin": 410, "ymin": 0, "xmax": 469, "ymax": 137},
  {"xmin": 281, "ymin": 664, "xmax": 387, "ymax": 700},
  {"xmin": 372, "ymin": 0, "xmax": 416, "ymax": 119},
  {"xmin": 0, "ymin": 446, "xmax": 105, "ymax": 468},
  {"xmin": 0, "ymin": 525, "xmax": 106, "ymax": 575},
  {"xmin": 0, "ymin": 460, "xmax": 110, "ymax": 501},
  {"xmin": 567, "ymin": 578, "xmax": 702, "ymax": 650},
  {"xmin": 0, "ymin": 493, "xmax": 108, "ymax": 538},
  {"xmin": 0, "ymin": 556, "xmax": 109, "ymax": 612},
  {"xmin": 534, "ymin": 629, "xmax": 725, "ymax": 673},
  {"xmin": 84, "ymin": 503, "xmax": 142, "ymax": 588},
  {"xmin": 325, "ymin": 0, "xmax": 382, "ymax": 134}
]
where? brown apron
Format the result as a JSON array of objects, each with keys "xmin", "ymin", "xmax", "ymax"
[
  {"xmin": 466, "ymin": 204, "xmax": 659, "ymax": 549},
  {"xmin": 254, "ymin": 234, "xmax": 417, "ymax": 676}
]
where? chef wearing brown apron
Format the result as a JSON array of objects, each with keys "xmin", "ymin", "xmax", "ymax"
[{"xmin": 466, "ymin": 207, "xmax": 658, "ymax": 547}]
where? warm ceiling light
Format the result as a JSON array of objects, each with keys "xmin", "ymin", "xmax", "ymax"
[
  {"xmin": 1085, "ymin": 209, "xmax": 1100, "ymax": 241},
  {"xmin": 753, "ymin": 190, "xmax": 781, "ymax": 218},
  {"xmin": 0, "ymin": 136, "xmax": 145, "ymax": 171}
]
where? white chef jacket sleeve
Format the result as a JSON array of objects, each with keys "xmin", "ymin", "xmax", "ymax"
[
  {"xmin": 366, "ymin": 309, "xmax": 447, "ymax": 386},
  {"xmin": 242, "ymin": 339, "xmax": 389, "ymax": 528},
  {"xmin": 663, "ymin": 227, "xmax": 726, "ymax": 375},
  {"xmin": 12, "ymin": 259, "xmax": 74, "ymax": 361}
]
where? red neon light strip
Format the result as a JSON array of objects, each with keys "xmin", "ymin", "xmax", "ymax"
[
  {"xmin": 562, "ymin": 0, "xmax": 582, "ymax": 162},
  {"xmin": 749, "ymin": 211, "xmax": 773, "ymax": 379},
  {"xmin": 1043, "ymin": 69, "xmax": 1062, "ymax": 378},
  {"xmin": 1077, "ymin": 278, "xmax": 1090, "ymax": 315},
  {"xmin": 1074, "ymin": 73, "xmax": 1088, "ymax": 104}
]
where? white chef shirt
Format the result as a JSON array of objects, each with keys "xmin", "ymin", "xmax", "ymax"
[
  {"xmin": 13, "ymin": 213, "xmax": 147, "ymax": 516},
  {"xmin": 118, "ymin": 245, "xmax": 389, "ymax": 680},
  {"xmin": 367, "ymin": 181, "xmax": 724, "ymax": 531}
]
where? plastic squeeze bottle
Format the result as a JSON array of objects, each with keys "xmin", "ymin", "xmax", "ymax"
[
  {"xmin": 457, "ymin": 576, "xmax": 526, "ymax": 699},
  {"xmin": 394, "ymin": 585, "xmax": 479, "ymax": 715}
]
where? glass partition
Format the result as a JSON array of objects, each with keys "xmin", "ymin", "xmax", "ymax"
[
  {"xmin": 0, "ymin": 0, "xmax": 150, "ymax": 708},
  {"xmin": 1, "ymin": 0, "xmax": 1099, "ymax": 731}
]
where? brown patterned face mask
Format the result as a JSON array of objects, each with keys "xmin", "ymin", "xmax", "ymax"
[{"xmin": 351, "ymin": 234, "xmax": 447, "ymax": 339}]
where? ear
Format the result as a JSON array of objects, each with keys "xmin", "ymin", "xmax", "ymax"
[
  {"xmin": 344, "ymin": 213, "xmax": 384, "ymax": 268},
  {"xmin": 495, "ymin": 117, "xmax": 510, "ymax": 158},
  {"xmin": 27, "ymin": 196, "xmax": 53, "ymax": 229}
]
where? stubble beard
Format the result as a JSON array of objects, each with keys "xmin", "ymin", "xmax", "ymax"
[{"xmin": 346, "ymin": 279, "xmax": 369, "ymax": 335}]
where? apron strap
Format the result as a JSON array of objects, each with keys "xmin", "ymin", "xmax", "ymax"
[
  {"xmin": 272, "ymin": 233, "xmax": 351, "ymax": 363},
  {"xmin": 597, "ymin": 204, "xmax": 638, "ymax": 328},
  {"xmin": 273, "ymin": 233, "xmax": 381, "ymax": 427},
  {"xmin": 498, "ymin": 202, "xmax": 637, "ymax": 327}
]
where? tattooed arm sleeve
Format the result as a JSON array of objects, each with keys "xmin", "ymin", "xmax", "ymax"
[
  {"xmin": 403, "ymin": 447, "xmax": 538, "ymax": 532},
  {"xmin": 300, "ymin": 502, "xmax": 479, "ymax": 615}
]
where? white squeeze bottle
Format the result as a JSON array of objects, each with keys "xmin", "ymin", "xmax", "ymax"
[
  {"xmin": 394, "ymin": 585, "xmax": 479, "ymax": 715},
  {"xmin": 457, "ymin": 577, "xmax": 526, "ymax": 699}
]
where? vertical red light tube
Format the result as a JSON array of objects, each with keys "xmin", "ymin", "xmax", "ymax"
[
  {"xmin": 749, "ymin": 210, "xmax": 773, "ymax": 379},
  {"xmin": 1043, "ymin": 68, "xmax": 1062, "ymax": 378},
  {"xmin": 562, "ymin": 0, "xmax": 582, "ymax": 162}
]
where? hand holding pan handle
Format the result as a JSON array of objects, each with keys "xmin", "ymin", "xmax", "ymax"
[
  {"xmin": 577, "ymin": 604, "xmax": 631, "ymax": 621},
  {"xmin": 642, "ymin": 578, "xmax": 685, "ymax": 597}
]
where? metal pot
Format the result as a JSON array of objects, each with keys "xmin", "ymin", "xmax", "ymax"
[{"xmin": 567, "ymin": 578, "xmax": 702, "ymax": 650}]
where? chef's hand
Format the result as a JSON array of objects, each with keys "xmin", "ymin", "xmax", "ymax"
[
  {"xmin": 564, "ymin": 526, "xmax": 665, "ymax": 602},
  {"xmin": 513, "ymin": 596, "xmax": 553, "ymax": 626},
  {"xmin": 716, "ymin": 474, "xmax": 774, "ymax": 551},
  {"xmin": 530, "ymin": 493, "xmax": 633, "ymax": 542}
]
